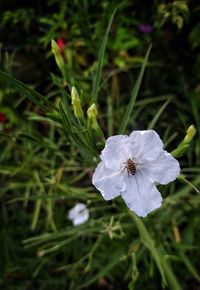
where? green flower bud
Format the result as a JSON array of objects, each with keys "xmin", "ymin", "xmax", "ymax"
[
  {"xmin": 87, "ymin": 103, "xmax": 98, "ymax": 130},
  {"xmin": 71, "ymin": 87, "xmax": 84, "ymax": 120},
  {"xmin": 171, "ymin": 124, "xmax": 196, "ymax": 158},
  {"xmin": 87, "ymin": 104, "xmax": 105, "ymax": 140},
  {"xmin": 51, "ymin": 39, "xmax": 65, "ymax": 74},
  {"xmin": 183, "ymin": 125, "xmax": 196, "ymax": 143}
]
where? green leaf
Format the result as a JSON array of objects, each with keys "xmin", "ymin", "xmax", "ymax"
[
  {"xmin": 58, "ymin": 101, "xmax": 97, "ymax": 162},
  {"xmin": 92, "ymin": 8, "xmax": 117, "ymax": 103},
  {"xmin": 0, "ymin": 71, "xmax": 57, "ymax": 112},
  {"xmin": 119, "ymin": 45, "xmax": 152, "ymax": 134},
  {"xmin": 130, "ymin": 212, "xmax": 167, "ymax": 286},
  {"xmin": 77, "ymin": 250, "xmax": 124, "ymax": 289},
  {"xmin": 131, "ymin": 213, "xmax": 182, "ymax": 290},
  {"xmin": 148, "ymin": 98, "xmax": 171, "ymax": 129},
  {"xmin": 177, "ymin": 246, "xmax": 200, "ymax": 282}
]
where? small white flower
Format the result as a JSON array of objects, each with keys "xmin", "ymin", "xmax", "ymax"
[
  {"xmin": 92, "ymin": 130, "xmax": 180, "ymax": 217},
  {"xmin": 68, "ymin": 203, "xmax": 89, "ymax": 226}
]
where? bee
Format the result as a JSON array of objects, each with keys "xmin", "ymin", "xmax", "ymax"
[{"xmin": 122, "ymin": 158, "xmax": 136, "ymax": 175}]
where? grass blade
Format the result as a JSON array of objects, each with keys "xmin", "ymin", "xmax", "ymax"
[
  {"xmin": 78, "ymin": 251, "xmax": 124, "ymax": 289},
  {"xmin": 130, "ymin": 213, "xmax": 182, "ymax": 289},
  {"xmin": 148, "ymin": 98, "xmax": 171, "ymax": 129},
  {"xmin": 160, "ymin": 248, "xmax": 182, "ymax": 290},
  {"xmin": 119, "ymin": 45, "xmax": 152, "ymax": 134},
  {"xmin": 130, "ymin": 212, "xmax": 167, "ymax": 286},
  {"xmin": 177, "ymin": 247, "xmax": 200, "ymax": 282},
  {"xmin": 0, "ymin": 71, "xmax": 57, "ymax": 112},
  {"xmin": 92, "ymin": 9, "xmax": 117, "ymax": 103}
]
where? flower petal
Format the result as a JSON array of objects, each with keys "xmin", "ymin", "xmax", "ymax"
[
  {"xmin": 68, "ymin": 203, "xmax": 89, "ymax": 226},
  {"xmin": 143, "ymin": 150, "xmax": 180, "ymax": 185},
  {"xmin": 92, "ymin": 161, "xmax": 126, "ymax": 200},
  {"xmin": 100, "ymin": 135, "xmax": 131, "ymax": 171},
  {"xmin": 121, "ymin": 170, "xmax": 162, "ymax": 217},
  {"xmin": 68, "ymin": 203, "xmax": 86, "ymax": 220},
  {"xmin": 129, "ymin": 130, "xmax": 163, "ymax": 162},
  {"xmin": 73, "ymin": 211, "xmax": 89, "ymax": 226}
]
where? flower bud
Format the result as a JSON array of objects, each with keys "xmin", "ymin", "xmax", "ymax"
[
  {"xmin": 171, "ymin": 124, "xmax": 196, "ymax": 158},
  {"xmin": 56, "ymin": 38, "xmax": 65, "ymax": 54},
  {"xmin": 87, "ymin": 103, "xmax": 98, "ymax": 130},
  {"xmin": 87, "ymin": 104, "xmax": 105, "ymax": 140},
  {"xmin": 183, "ymin": 125, "xmax": 196, "ymax": 143},
  {"xmin": 71, "ymin": 87, "xmax": 84, "ymax": 120},
  {"xmin": 51, "ymin": 39, "xmax": 65, "ymax": 74}
]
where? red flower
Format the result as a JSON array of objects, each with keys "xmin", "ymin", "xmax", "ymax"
[
  {"xmin": 0, "ymin": 112, "xmax": 6, "ymax": 123},
  {"xmin": 56, "ymin": 38, "xmax": 65, "ymax": 54}
]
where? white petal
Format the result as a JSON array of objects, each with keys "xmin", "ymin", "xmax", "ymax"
[
  {"xmin": 100, "ymin": 135, "xmax": 131, "ymax": 171},
  {"xmin": 143, "ymin": 150, "xmax": 180, "ymax": 185},
  {"xmin": 129, "ymin": 130, "xmax": 163, "ymax": 162},
  {"xmin": 68, "ymin": 203, "xmax": 86, "ymax": 220},
  {"xmin": 68, "ymin": 203, "xmax": 89, "ymax": 226},
  {"xmin": 92, "ymin": 161, "xmax": 126, "ymax": 200},
  {"xmin": 121, "ymin": 171, "xmax": 162, "ymax": 217},
  {"xmin": 73, "ymin": 210, "xmax": 89, "ymax": 226}
]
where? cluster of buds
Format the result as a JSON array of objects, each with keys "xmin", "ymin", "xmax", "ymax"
[{"xmin": 71, "ymin": 86, "xmax": 104, "ymax": 139}]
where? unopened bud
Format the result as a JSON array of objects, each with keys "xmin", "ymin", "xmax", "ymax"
[
  {"xmin": 183, "ymin": 125, "xmax": 196, "ymax": 143},
  {"xmin": 87, "ymin": 104, "xmax": 105, "ymax": 140},
  {"xmin": 51, "ymin": 39, "xmax": 65, "ymax": 74},
  {"xmin": 171, "ymin": 124, "xmax": 196, "ymax": 158},
  {"xmin": 71, "ymin": 87, "xmax": 84, "ymax": 120},
  {"xmin": 87, "ymin": 103, "xmax": 98, "ymax": 130}
]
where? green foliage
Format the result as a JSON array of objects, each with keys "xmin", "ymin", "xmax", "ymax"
[
  {"xmin": 119, "ymin": 45, "xmax": 152, "ymax": 134},
  {"xmin": 92, "ymin": 8, "xmax": 117, "ymax": 102},
  {"xmin": 155, "ymin": 1, "xmax": 189, "ymax": 29},
  {"xmin": 1, "ymin": 8, "xmax": 34, "ymax": 31}
]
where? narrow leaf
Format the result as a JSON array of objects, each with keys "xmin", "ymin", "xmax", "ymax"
[
  {"xmin": 92, "ymin": 9, "xmax": 117, "ymax": 102},
  {"xmin": 130, "ymin": 212, "xmax": 167, "ymax": 286},
  {"xmin": 119, "ymin": 45, "xmax": 152, "ymax": 134},
  {"xmin": 0, "ymin": 71, "xmax": 57, "ymax": 112},
  {"xmin": 148, "ymin": 98, "xmax": 171, "ymax": 129}
]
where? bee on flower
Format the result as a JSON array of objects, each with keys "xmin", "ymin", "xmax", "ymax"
[{"xmin": 92, "ymin": 130, "xmax": 180, "ymax": 217}]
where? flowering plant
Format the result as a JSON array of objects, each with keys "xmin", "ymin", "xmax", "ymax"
[{"xmin": 93, "ymin": 130, "xmax": 180, "ymax": 217}]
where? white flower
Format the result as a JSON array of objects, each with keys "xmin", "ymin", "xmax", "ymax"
[
  {"xmin": 92, "ymin": 130, "xmax": 180, "ymax": 217},
  {"xmin": 68, "ymin": 203, "xmax": 89, "ymax": 226}
]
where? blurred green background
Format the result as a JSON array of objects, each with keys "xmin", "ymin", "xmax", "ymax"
[{"xmin": 0, "ymin": 1, "xmax": 200, "ymax": 289}]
